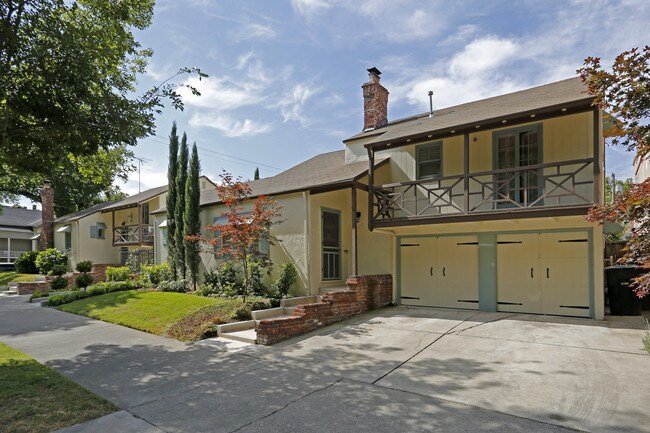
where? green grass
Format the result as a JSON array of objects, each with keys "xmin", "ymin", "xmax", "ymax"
[
  {"xmin": 0, "ymin": 272, "xmax": 38, "ymax": 286},
  {"xmin": 58, "ymin": 290, "xmax": 246, "ymax": 339},
  {"xmin": 0, "ymin": 342, "xmax": 116, "ymax": 433}
]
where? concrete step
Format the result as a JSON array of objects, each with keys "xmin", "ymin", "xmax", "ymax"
[
  {"xmin": 218, "ymin": 329, "xmax": 257, "ymax": 344},
  {"xmin": 251, "ymin": 306, "xmax": 296, "ymax": 320},
  {"xmin": 216, "ymin": 320, "xmax": 255, "ymax": 336},
  {"xmin": 34, "ymin": 276, "xmax": 47, "ymax": 283},
  {"xmin": 280, "ymin": 295, "xmax": 321, "ymax": 308},
  {"xmin": 7, "ymin": 282, "xmax": 18, "ymax": 288}
]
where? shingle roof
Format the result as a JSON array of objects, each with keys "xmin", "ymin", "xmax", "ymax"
[
  {"xmin": 152, "ymin": 150, "xmax": 383, "ymax": 213},
  {"xmin": 344, "ymin": 77, "xmax": 593, "ymax": 147},
  {"xmin": 53, "ymin": 200, "xmax": 119, "ymax": 224},
  {"xmin": 99, "ymin": 185, "xmax": 167, "ymax": 212},
  {"xmin": 0, "ymin": 206, "xmax": 42, "ymax": 229}
]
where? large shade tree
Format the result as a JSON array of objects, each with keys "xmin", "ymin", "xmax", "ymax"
[
  {"xmin": 579, "ymin": 46, "xmax": 650, "ymax": 298},
  {"xmin": 0, "ymin": 0, "xmax": 205, "ymax": 209}
]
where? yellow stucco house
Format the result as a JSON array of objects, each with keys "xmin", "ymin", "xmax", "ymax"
[{"xmin": 152, "ymin": 68, "xmax": 606, "ymax": 320}]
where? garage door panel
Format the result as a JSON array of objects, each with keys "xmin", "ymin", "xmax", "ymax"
[
  {"xmin": 437, "ymin": 236, "xmax": 479, "ymax": 309},
  {"xmin": 540, "ymin": 232, "xmax": 589, "ymax": 258},
  {"xmin": 497, "ymin": 234, "xmax": 541, "ymax": 314},
  {"xmin": 541, "ymin": 257, "xmax": 590, "ymax": 318},
  {"xmin": 400, "ymin": 238, "xmax": 436, "ymax": 306}
]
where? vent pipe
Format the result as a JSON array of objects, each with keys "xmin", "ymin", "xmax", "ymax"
[{"xmin": 428, "ymin": 91, "xmax": 434, "ymax": 118}]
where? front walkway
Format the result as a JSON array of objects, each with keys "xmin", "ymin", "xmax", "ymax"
[{"xmin": 1, "ymin": 296, "xmax": 648, "ymax": 432}]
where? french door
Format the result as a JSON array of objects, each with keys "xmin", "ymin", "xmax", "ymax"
[{"xmin": 494, "ymin": 126, "xmax": 542, "ymax": 207}]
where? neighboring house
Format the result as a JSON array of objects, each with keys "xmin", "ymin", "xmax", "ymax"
[
  {"xmin": 34, "ymin": 176, "xmax": 214, "ymax": 269},
  {"xmin": 633, "ymin": 151, "xmax": 649, "ymax": 184},
  {"xmin": 154, "ymin": 68, "xmax": 606, "ymax": 319},
  {"xmin": 0, "ymin": 205, "xmax": 41, "ymax": 267}
]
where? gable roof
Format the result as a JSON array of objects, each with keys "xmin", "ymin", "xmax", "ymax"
[
  {"xmin": 152, "ymin": 150, "xmax": 385, "ymax": 213},
  {"xmin": 53, "ymin": 200, "xmax": 120, "ymax": 224},
  {"xmin": 345, "ymin": 77, "xmax": 593, "ymax": 148},
  {"xmin": 99, "ymin": 185, "xmax": 167, "ymax": 213},
  {"xmin": 0, "ymin": 206, "xmax": 42, "ymax": 229}
]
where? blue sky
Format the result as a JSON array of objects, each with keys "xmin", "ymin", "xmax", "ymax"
[{"xmin": 86, "ymin": 1, "xmax": 650, "ymax": 196}]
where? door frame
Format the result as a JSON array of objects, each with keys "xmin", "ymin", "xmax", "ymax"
[{"xmin": 396, "ymin": 227, "xmax": 595, "ymax": 318}]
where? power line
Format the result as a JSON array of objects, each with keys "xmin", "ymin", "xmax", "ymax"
[{"xmin": 141, "ymin": 136, "xmax": 284, "ymax": 173}]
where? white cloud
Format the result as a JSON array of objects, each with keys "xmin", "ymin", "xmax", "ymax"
[
  {"xmin": 291, "ymin": 0, "xmax": 333, "ymax": 15},
  {"xmin": 178, "ymin": 76, "xmax": 265, "ymax": 110},
  {"xmin": 449, "ymin": 37, "xmax": 519, "ymax": 76},
  {"xmin": 234, "ymin": 23, "xmax": 277, "ymax": 41},
  {"xmin": 274, "ymin": 83, "xmax": 319, "ymax": 126},
  {"xmin": 189, "ymin": 114, "xmax": 273, "ymax": 138}
]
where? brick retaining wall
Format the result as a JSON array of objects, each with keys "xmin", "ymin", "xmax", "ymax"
[
  {"xmin": 15, "ymin": 263, "xmax": 120, "ymax": 294},
  {"xmin": 256, "ymin": 274, "xmax": 393, "ymax": 345}
]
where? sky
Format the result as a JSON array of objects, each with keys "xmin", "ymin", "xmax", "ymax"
[{"xmin": 23, "ymin": 0, "xmax": 650, "ymax": 205}]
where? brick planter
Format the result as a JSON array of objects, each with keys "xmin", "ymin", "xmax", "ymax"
[
  {"xmin": 256, "ymin": 274, "xmax": 393, "ymax": 345},
  {"xmin": 15, "ymin": 263, "xmax": 118, "ymax": 295}
]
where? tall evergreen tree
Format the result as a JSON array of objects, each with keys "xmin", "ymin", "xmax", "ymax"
[
  {"xmin": 184, "ymin": 143, "xmax": 201, "ymax": 290},
  {"xmin": 174, "ymin": 132, "xmax": 189, "ymax": 280},
  {"xmin": 166, "ymin": 122, "xmax": 179, "ymax": 279},
  {"xmin": 254, "ymin": 167, "xmax": 260, "ymax": 180}
]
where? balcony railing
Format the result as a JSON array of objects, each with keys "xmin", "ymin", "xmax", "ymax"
[
  {"xmin": 0, "ymin": 250, "xmax": 28, "ymax": 262},
  {"xmin": 372, "ymin": 158, "xmax": 595, "ymax": 225},
  {"xmin": 113, "ymin": 224, "xmax": 154, "ymax": 245}
]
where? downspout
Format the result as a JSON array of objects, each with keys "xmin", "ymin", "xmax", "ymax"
[
  {"xmin": 75, "ymin": 220, "xmax": 81, "ymax": 268},
  {"xmin": 302, "ymin": 191, "xmax": 311, "ymax": 295}
]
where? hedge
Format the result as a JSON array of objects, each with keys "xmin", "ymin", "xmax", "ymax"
[{"xmin": 47, "ymin": 281, "xmax": 138, "ymax": 307}]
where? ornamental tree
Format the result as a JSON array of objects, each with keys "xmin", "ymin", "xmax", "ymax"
[
  {"xmin": 166, "ymin": 123, "xmax": 179, "ymax": 279},
  {"xmin": 186, "ymin": 171, "xmax": 283, "ymax": 302},
  {"xmin": 579, "ymin": 46, "xmax": 650, "ymax": 298},
  {"xmin": 183, "ymin": 143, "xmax": 201, "ymax": 291},
  {"xmin": 174, "ymin": 133, "xmax": 189, "ymax": 280}
]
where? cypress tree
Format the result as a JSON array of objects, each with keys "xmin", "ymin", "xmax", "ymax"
[
  {"xmin": 254, "ymin": 167, "xmax": 260, "ymax": 180},
  {"xmin": 166, "ymin": 122, "xmax": 179, "ymax": 279},
  {"xmin": 174, "ymin": 133, "xmax": 189, "ymax": 280},
  {"xmin": 184, "ymin": 143, "xmax": 201, "ymax": 290}
]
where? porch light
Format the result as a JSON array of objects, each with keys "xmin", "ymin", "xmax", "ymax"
[
  {"xmin": 502, "ymin": 120, "xmax": 507, "ymax": 123},
  {"xmin": 530, "ymin": 114, "xmax": 536, "ymax": 118},
  {"xmin": 561, "ymin": 108, "xmax": 567, "ymax": 112}
]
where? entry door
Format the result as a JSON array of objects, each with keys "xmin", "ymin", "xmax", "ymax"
[
  {"xmin": 496, "ymin": 233, "xmax": 541, "ymax": 313},
  {"xmin": 540, "ymin": 232, "xmax": 590, "ymax": 317},
  {"xmin": 436, "ymin": 236, "xmax": 479, "ymax": 309},
  {"xmin": 400, "ymin": 237, "xmax": 437, "ymax": 306}
]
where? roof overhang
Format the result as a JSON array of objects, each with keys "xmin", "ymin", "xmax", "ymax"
[
  {"xmin": 30, "ymin": 233, "xmax": 41, "ymax": 239},
  {"xmin": 365, "ymin": 99, "xmax": 595, "ymax": 152},
  {"xmin": 56, "ymin": 225, "xmax": 71, "ymax": 233}
]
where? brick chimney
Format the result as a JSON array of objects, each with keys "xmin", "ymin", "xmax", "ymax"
[
  {"xmin": 39, "ymin": 180, "xmax": 54, "ymax": 250},
  {"xmin": 362, "ymin": 67, "xmax": 389, "ymax": 131}
]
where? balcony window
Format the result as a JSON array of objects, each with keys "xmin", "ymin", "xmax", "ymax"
[{"xmin": 416, "ymin": 142, "xmax": 442, "ymax": 180}]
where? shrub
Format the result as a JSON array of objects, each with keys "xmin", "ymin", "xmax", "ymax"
[
  {"xmin": 231, "ymin": 304, "xmax": 252, "ymax": 321},
  {"xmin": 47, "ymin": 281, "xmax": 136, "ymax": 306},
  {"xmin": 157, "ymin": 279, "xmax": 188, "ymax": 293},
  {"xmin": 248, "ymin": 300, "xmax": 271, "ymax": 311},
  {"xmin": 76, "ymin": 260, "xmax": 93, "ymax": 273},
  {"xmin": 106, "ymin": 266, "xmax": 130, "ymax": 282},
  {"xmin": 75, "ymin": 273, "xmax": 94, "ymax": 289},
  {"xmin": 201, "ymin": 263, "xmax": 242, "ymax": 297},
  {"xmin": 248, "ymin": 259, "xmax": 268, "ymax": 296},
  {"xmin": 141, "ymin": 263, "xmax": 171, "ymax": 286},
  {"xmin": 15, "ymin": 251, "xmax": 39, "ymax": 274},
  {"xmin": 272, "ymin": 262, "xmax": 298, "ymax": 299},
  {"xmin": 29, "ymin": 290, "xmax": 49, "ymax": 302},
  {"xmin": 50, "ymin": 276, "xmax": 68, "ymax": 291},
  {"xmin": 50, "ymin": 263, "xmax": 68, "ymax": 277},
  {"xmin": 644, "ymin": 319, "xmax": 650, "ymax": 355},
  {"xmin": 35, "ymin": 248, "xmax": 67, "ymax": 275}
]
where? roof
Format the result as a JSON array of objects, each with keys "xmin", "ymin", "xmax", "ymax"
[
  {"xmin": 152, "ymin": 150, "xmax": 382, "ymax": 213},
  {"xmin": 0, "ymin": 206, "xmax": 42, "ymax": 229},
  {"xmin": 344, "ymin": 77, "xmax": 593, "ymax": 147},
  {"xmin": 53, "ymin": 200, "xmax": 119, "ymax": 224},
  {"xmin": 99, "ymin": 185, "xmax": 167, "ymax": 213}
]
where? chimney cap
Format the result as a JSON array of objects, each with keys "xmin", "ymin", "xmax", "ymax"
[{"xmin": 367, "ymin": 67, "xmax": 382, "ymax": 76}]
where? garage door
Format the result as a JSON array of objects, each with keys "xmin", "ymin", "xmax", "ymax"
[
  {"xmin": 400, "ymin": 236, "xmax": 479, "ymax": 309},
  {"xmin": 496, "ymin": 231, "xmax": 590, "ymax": 317}
]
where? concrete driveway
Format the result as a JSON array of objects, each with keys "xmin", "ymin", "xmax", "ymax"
[{"xmin": 1, "ymin": 295, "xmax": 649, "ymax": 432}]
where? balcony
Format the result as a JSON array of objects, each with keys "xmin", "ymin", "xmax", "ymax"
[
  {"xmin": 113, "ymin": 224, "xmax": 154, "ymax": 245},
  {"xmin": 370, "ymin": 158, "xmax": 596, "ymax": 227},
  {"xmin": 0, "ymin": 250, "xmax": 28, "ymax": 263}
]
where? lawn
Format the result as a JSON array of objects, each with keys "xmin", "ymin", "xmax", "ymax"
[
  {"xmin": 57, "ymin": 290, "xmax": 247, "ymax": 340},
  {"xmin": 0, "ymin": 342, "xmax": 116, "ymax": 433},
  {"xmin": 0, "ymin": 272, "xmax": 38, "ymax": 287}
]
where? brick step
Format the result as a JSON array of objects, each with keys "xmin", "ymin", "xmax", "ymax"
[{"xmin": 318, "ymin": 286, "xmax": 348, "ymax": 295}]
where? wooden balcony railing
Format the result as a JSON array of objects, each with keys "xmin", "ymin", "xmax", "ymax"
[
  {"xmin": 113, "ymin": 224, "xmax": 154, "ymax": 245},
  {"xmin": 372, "ymin": 158, "xmax": 595, "ymax": 225}
]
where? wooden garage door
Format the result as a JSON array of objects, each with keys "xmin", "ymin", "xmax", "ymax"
[
  {"xmin": 497, "ymin": 232, "xmax": 590, "ymax": 317},
  {"xmin": 400, "ymin": 236, "xmax": 479, "ymax": 309}
]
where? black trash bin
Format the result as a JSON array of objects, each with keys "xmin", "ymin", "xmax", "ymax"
[{"xmin": 605, "ymin": 266, "xmax": 645, "ymax": 315}]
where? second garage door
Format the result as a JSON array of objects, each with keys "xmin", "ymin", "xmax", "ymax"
[{"xmin": 496, "ymin": 231, "xmax": 590, "ymax": 317}]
